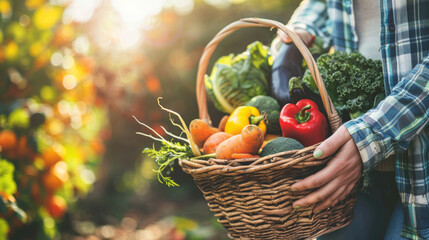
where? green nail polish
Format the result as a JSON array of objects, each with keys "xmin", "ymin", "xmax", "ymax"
[
  {"xmin": 314, "ymin": 149, "xmax": 323, "ymax": 158},
  {"xmin": 294, "ymin": 205, "xmax": 301, "ymax": 209},
  {"xmin": 291, "ymin": 187, "xmax": 298, "ymax": 191}
]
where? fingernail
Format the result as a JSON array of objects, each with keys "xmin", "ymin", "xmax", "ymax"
[
  {"xmin": 294, "ymin": 205, "xmax": 301, "ymax": 209},
  {"xmin": 313, "ymin": 149, "xmax": 323, "ymax": 159},
  {"xmin": 291, "ymin": 187, "xmax": 298, "ymax": 191}
]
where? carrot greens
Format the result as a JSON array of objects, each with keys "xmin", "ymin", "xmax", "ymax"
[{"xmin": 134, "ymin": 97, "xmax": 202, "ymax": 187}]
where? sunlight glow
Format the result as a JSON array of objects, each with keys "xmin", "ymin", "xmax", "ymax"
[
  {"xmin": 111, "ymin": 0, "xmax": 165, "ymax": 24},
  {"xmin": 118, "ymin": 27, "xmax": 142, "ymax": 50},
  {"xmin": 63, "ymin": 0, "xmax": 101, "ymax": 23},
  {"xmin": 65, "ymin": 0, "xmax": 198, "ymax": 50},
  {"xmin": 109, "ymin": 0, "xmax": 167, "ymax": 49},
  {"xmin": 173, "ymin": 0, "xmax": 194, "ymax": 15}
]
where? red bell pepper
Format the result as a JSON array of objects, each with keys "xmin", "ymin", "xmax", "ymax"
[{"xmin": 279, "ymin": 99, "xmax": 328, "ymax": 147}]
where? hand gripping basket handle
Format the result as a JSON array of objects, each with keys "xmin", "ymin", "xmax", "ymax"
[{"xmin": 196, "ymin": 18, "xmax": 342, "ymax": 132}]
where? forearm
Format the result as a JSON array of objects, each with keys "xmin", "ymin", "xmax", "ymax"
[
  {"xmin": 345, "ymin": 55, "xmax": 429, "ymax": 173},
  {"xmin": 287, "ymin": 0, "xmax": 332, "ymax": 49}
]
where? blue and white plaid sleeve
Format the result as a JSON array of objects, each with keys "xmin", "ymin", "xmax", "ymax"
[
  {"xmin": 344, "ymin": 55, "xmax": 429, "ymax": 174},
  {"xmin": 287, "ymin": 0, "xmax": 332, "ymax": 49}
]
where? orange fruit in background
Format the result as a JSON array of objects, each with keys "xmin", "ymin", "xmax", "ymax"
[
  {"xmin": 16, "ymin": 136, "xmax": 35, "ymax": 159},
  {"xmin": 45, "ymin": 195, "xmax": 67, "ymax": 219},
  {"xmin": 42, "ymin": 161, "xmax": 69, "ymax": 193},
  {"xmin": 41, "ymin": 147, "xmax": 63, "ymax": 168},
  {"xmin": 90, "ymin": 139, "xmax": 105, "ymax": 155},
  {"xmin": 0, "ymin": 130, "xmax": 17, "ymax": 151}
]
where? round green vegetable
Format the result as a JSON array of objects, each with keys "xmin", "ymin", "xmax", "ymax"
[
  {"xmin": 260, "ymin": 137, "xmax": 304, "ymax": 157},
  {"xmin": 245, "ymin": 95, "xmax": 281, "ymax": 134}
]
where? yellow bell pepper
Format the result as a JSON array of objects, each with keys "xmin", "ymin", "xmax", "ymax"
[{"xmin": 224, "ymin": 106, "xmax": 266, "ymax": 135}]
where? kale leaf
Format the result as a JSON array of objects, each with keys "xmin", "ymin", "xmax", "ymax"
[{"xmin": 303, "ymin": 51, "xmax": 385, "ymax": 121}]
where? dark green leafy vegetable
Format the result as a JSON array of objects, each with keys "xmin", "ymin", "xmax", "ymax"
[
  {"xmin": 302, "ymin": 51, "xmax": 384, "ymax": 121},
  {"xmin": 205, "ymin": 41, "xmax": 272, "ymax": 113}
]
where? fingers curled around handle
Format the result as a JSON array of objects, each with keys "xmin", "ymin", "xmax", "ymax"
[{"xmin": 313, "ymin": 125, "xmax": 352, "ymax": 159}]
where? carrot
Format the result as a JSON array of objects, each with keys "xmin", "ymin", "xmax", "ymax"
[
  {"xmin": 216, "ymin": 124, "xmax": 264, "ymax": 160},
  {"xmin": 231, "ymin": 153, "xmax": 260, "ymax": 159},
  {"xmin": 203, "ymin": 132, "xmax": 232, "ymax": 154},
  {"xmin": 189, "ymin": 119, "xmax": 220, "ymax": 148},
  {"xmin": 217, "ymin": 115, "xmax": 229, "ymax": 132}
]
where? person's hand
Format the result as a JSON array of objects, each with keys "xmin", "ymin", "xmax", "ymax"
[
  {"xmin": 277, "ymin": 26, "xmax": 314, "ymax": 46},
  {"xmin": 290, "ymin": 125, "xmax": 363, "ymax": 213}
]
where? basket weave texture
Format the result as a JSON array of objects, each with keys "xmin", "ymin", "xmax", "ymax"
[{"xmin": 179, "ymin": 18, "xmax": 357, "ymax": 240}]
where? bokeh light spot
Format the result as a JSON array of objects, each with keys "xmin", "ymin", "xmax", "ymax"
[
  {"xmin": 4, "ymin": 41, "xmax": 18, "ymax": 60},
  {"xmin": 80, "ymin": 168, "xmax": 96, "ymax": 185},
  {"xmin": 50, "ymin": 52, "xmax": 63, "ymax": 66},
  {"xmin": 19, "ymin": 15, "xmax": 31, "ymax": 27},
  {"xmin": 25, "ymin": 0, "xmax": 46, "ymax": 10},
  {"xmin": 71, "ymin": 115, "xmax": 82, "ymax": 129},
  {"xmin": 0, "ymin": 0, "xmax": 12, "ymax": 19},
  {"xmin": 98, "ymin": 225, "xmax": 115, "ymax": 239},
  {"xmin": 62, "ymin": 55, "xmax": 74, "ymax": 69},
  {"xmin": 73, "ymin": 36, "xmax": 90, "ymax": 54},
  {"xmin": 57, "ymin": 100, "xmax": 70, "ymax": 116},
  {"xmin": 34, "ymin": 5, "xmax": 62, "ymax": 30},
  {"xmin": 62, "ymin": 74, "xmax": 77, "ymax": 90},
  {"xmin": 40, "ymin": 86, "xmax": 57, "ymax": 102}
]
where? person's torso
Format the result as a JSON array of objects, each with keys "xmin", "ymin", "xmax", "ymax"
[
  {"xmin": 327, "ymin": 0, "xmax": 429, "ymax": 93},
  {"xmin": 326, "ymin": 1, "xmax": 429, "ymax": 236}
]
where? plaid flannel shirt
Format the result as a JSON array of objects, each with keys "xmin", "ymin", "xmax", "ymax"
[{"xmin": 288, "ymin": 0, "xmax": 429, "ymax": 239}]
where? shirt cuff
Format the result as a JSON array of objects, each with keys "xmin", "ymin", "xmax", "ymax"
[{"xmin": 344, "ymin": 118, "xmax": 389, "ymax": 174}]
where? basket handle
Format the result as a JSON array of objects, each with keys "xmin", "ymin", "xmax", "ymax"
[{"xmin": 196, "ymin": 18, "xmax": 341, "ymax": 132}]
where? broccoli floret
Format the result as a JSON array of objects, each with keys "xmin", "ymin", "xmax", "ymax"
[
  {"xmin": 245, "ymin": 95, "xmax": 281, "ymax": 134},
  {"xmin": 261, "ymin": 137, "xmax": 304, "ymax": 157}
]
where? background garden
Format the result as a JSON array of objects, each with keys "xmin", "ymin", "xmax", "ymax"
[{"xmin": 0, "ymin": 0, "xmax": 300, "ymax": 239}]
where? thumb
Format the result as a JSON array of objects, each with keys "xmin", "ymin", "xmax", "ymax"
[{"xmin": 313, "ymin": 125, "xmax": 352, "ymax": 159}]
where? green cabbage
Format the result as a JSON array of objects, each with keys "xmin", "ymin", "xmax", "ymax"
[{"xmin": 205, "ymin": 41, "xmax": 272, "ymax": 113}]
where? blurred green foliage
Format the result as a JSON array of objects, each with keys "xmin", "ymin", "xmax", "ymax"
[{"xmin": 0, "ymin": 0, "xmax": 301, "ymax": 239}]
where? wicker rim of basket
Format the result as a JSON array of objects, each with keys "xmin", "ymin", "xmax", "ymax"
[{"xmin": 195, "ymin": 17, "xmax": 341, "ymax": 132}]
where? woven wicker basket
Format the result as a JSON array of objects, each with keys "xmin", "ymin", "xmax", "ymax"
[{"xmin": 179, "ymin": 18, "xmax": 357, "ymax": 240}]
